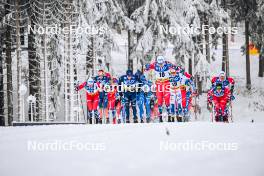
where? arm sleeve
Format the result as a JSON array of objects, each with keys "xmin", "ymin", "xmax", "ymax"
[
  {"xmin": 78, "ymin": 82, "xmax": 86, "ymax": 91},
  {"xmin": 144, "ymin": 62, "xmax": 155, "ymax": 71}
]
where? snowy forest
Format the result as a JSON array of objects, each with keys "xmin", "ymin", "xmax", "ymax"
[{"xmin": 0, "ymin": 0, "xmax": 264, "ymax": 126}]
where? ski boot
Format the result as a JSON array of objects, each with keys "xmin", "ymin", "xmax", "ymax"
[
  {"xmin": 118, "ymin": 119, "xmax": 121, "ymax": 124},
  {"xmin": 95, "ymin": 118, "xmax": 99, "ymax": 124},
  {"xmin": 126, "ymin": 118, "xmax": 130, "ymax": 123},
  {"xmin": 140, "ymin": 119, "xmax": 144, "ymax": 123},
  {"xmin": 106, "ymin": 118, "xmax": 110, "ymax": 124},
  {"xmin": 99, "ymin": 118, "xmax": 102, "ymax": 124},
  {"xmin": 88, "ymin": 118, "xmax": 93, "ymax": 124},
  {"xmin": 159, "ymin": 115, "xmax": 163, "ymax": 123},
  {"xmin": 134, "ymin": 118, "xmax": 138, "ymax": 123},
  {"xmin": 168, "ymin": 115, "xmax": 172, "ymax": 122},
  {"xmin": 176, "ymin": 116, "xmax": 182, "ymax": 122},
  {"xmin": 146, "ymin": 118, "xmax": 151, "ymax": 123},
  {"xmin": 171, "ymin": 115, "xmax": 175, "ymax": 122}
]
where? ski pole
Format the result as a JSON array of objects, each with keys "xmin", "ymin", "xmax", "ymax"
[
  {"xmin": 78, "ymin": 91, "xmax": 86, "ymax": 123},
  {"xmin": 230, "ymin": 101, "xmax": 233, "ymax": 123}
]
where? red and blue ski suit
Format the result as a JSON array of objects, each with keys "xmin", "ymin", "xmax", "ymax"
[
  {"xmin": 144, "ymin": 61, "xmax": 179, "ymax": 116},
  {"xmin": 77, "ymin": 82, "xmax": 100, "ymax": 119},
  {"xmin": 207, "ymin": 87, "xmax": 231, "ymax": 122}
]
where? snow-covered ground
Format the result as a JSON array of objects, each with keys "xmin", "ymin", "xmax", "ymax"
[
  {"xmin": 0, "ymin": 123, "xmax": 264, "ymax": 176},
  {"xmin": 1, "ymin": 28, "xmax": 264, "ymax": 176}
]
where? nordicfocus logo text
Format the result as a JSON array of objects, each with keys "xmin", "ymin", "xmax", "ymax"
[
  {"xmin": 160, "ymin": 140, "xmax": 238, "ymax": 151},
  {"xmin": 27, "ymin": 140, "xmax": 106, "ymax": 152},
  {"xmin": 28, "ymin": 24, "xmax": 108, "ymax": 35}
]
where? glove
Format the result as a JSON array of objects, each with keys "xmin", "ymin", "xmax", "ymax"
[
  {"xmin": 145, "ymin": 64, "xmax": 150, "ymax": 70},
  {"xmin": 207, "ymin": 102, "xmax": 212, "ymax": 111},
  {"xmin": 75, "ymin": 85, "xmax": 79, "ymax": 91}
]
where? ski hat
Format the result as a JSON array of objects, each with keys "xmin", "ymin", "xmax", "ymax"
[
  {"xmin": 87, "ymin": 78, "xmax": 94, "ymax": 85},
  {"xmin": 157, "ymin": 55, "xmax": 165, "ymax": 64},
  {"xmin": 219, "ymin": 71, "xmax": 226, "ymax": 77},
  {"xmin": 126, "ymin": 70, "xmax": 133, "ymax": 76}
]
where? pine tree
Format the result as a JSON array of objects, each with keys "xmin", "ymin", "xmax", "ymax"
[
  {"xmin": 230, "ymin": 0, "xmax": 258, "ymax": 90},
  {"xmin": 0, "ymin": 2, "xmax": 4, "ymax": 126},
  {"xmin": 27, "ymin": 0, "xmax": 41, "ymax": 121},
  {"xmin": 4, "ymin": 1, "xmax": 13, "ymax": 125}
]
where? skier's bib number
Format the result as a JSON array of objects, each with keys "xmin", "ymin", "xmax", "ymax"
[{"xmin": 156, "ymin": 71, "xmax": 169, "ymax": 79}]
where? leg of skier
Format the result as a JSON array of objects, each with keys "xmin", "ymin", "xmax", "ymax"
[
  {"xmin": 137, "ymin": 92, "xmax": 144, "ymax": 123},
  {"xmin": 93, "ymin": 94, "xmax": 100, "ymax": 124},
  {"xmin": 125, "ymin": 93, "xmax": 130, "ymax": 123},
  {"xmin": 131, "ymin": 93, "xmax": 138, "ymax": 123},
  {"xmin": 164, "ymin": 81, "xmax": 171, "ymax": 122},
  {"xmin": 87, "ymin": 94, "xmax": 93, "ymax": 124},
  {"xmin": 170, "ymin": 91, "xmax": 176, "ymax": 122},
  {"xmin": 156, "ymin": 82, "xmax": 164, "ymax": 122},
  {"xmin": 145, "ymin": 93, "xmax": 151, "ymax": 123},
  {"xmin": 175, "ymin": 89, "xmax": 183, "ymax": 122}
]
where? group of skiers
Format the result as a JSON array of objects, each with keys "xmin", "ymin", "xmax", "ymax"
[{"xmin": 75, "ymin": 55, "xmax": 235, "ymax": 124}]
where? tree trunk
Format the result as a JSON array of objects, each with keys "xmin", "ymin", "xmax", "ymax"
[
  {"xmin": 5, "ymin": 22, "xmax": 13, "ymax": 126},
  {"xmin": 204, "ymin": 13, "xmax": 210, "ymax": 64},
  {"xmin": 258, "ymin": 45, "xmax": 264, "ymax": 77},
  {"xmin": 0, "ymin": 33, "xmax": 4, "ymax": 126},
  {"xmin": 28, "ymin": 10, "xmax": 41, "ymax": 121},
  {"xmin": 15, "ymin": 0, "xmax": 22, "ymax": 121},
  {"xmin": 245, "ymin": 20, "xmax": 251, "ymax": 90},
  {"xmin": 188, "ymin": 57, "xmax": 192, "ymax": 75},
  {"xmin": 128, "ymin": 30, "xmax": 134, "ymax": 71},
  {"xmin": 86, "ymin": 36, "xmax": 94, "ymax": 76},
  {"xmin": 221, "ymin": 0, "xmax": 229, "ymax": 77},
  {"xmin": 222, "ymin": 33, "xmax": 229, "ymax": 75}
]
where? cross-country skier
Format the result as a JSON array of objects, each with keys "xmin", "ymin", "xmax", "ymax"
[
  {"xmin": 207, "ymin": 82, "xmax": 231, "ymax": 122},
  {"xmin": 105, "ymin": 77, "xmax": 119, "ymax": 124},
  {"xmin": 119, "ymin": 70, "xmax": 138, "ymax": 123},
  {"xmin": 169, "ymin": 68, "xmax": 196, "ymax": 122},
  {"xmin": 180, "ymin": 69, "xmax": 197, "ymax": 121},
  {"xmin": 76, "ymin": 78, "xmax": 100, "ymax": 124},
  {"xmin": 136, "ymin": 71, "xmax": 153, "ymax": 123},
  {"xmin": 144, "ymin": 55, "xmax": 179, "ymax": 122},
  {"xmin": 211, "ymin": 71, "xmax": 235, "ymax": 100},
  {"xmin": 94, "ymin": 70, "xmax": 110, "ymax": 123}
]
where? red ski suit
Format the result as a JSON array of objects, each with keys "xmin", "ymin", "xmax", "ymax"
[
  {"xmin": 145, "ymin": 61, "xmax": 178, "ymax": 107},
  {"xmin": 207, "ymin": 87, "xmax": 231, "ymax": 118},
  {"xmin": 78, "ymin": 82, "xmax": 100, "ymax": 111}
]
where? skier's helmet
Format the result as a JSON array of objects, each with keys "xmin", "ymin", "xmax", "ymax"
[
  {"xmin": 87, "ymin": 78, "xmax": 94, "ymax": 85},
  {"xmin": 126, "ymin": 70, "xmax": 133, "ymax": 77},
  {"xmin": 219, "ymin": 71, "xmax": 226, "ymax": 81},
  {"xmin": 156, "ymin": 55, "xmax": 165, "ymax": 64},
  {"xmin": 98, "ymin": 69, "xmax": 105, "ymax": 76}
]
